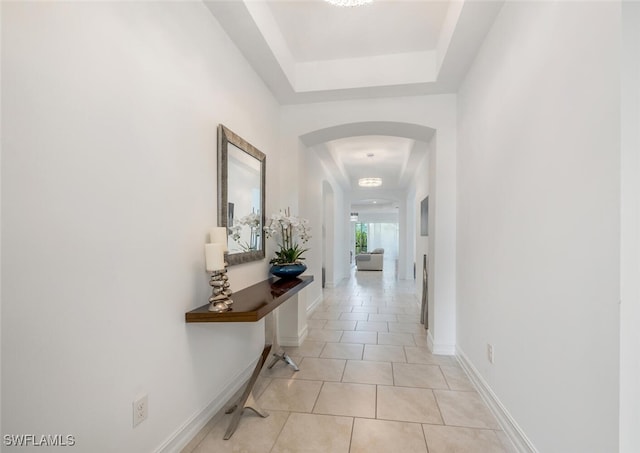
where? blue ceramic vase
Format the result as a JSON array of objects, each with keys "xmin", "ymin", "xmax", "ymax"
[{"xmin": 270, "ymin": 263, "xmax": 307, "ymax": 279}]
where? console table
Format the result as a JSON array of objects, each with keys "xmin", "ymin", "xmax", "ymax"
[{"xmin": 186, "ymin": 275, "xmax": 313, "ymax": 439}]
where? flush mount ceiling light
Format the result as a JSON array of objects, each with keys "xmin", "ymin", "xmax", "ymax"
[
  {"xmin": 324, "ymin": 0, "xmax": 372, "ymax": 7},
  {"xmin": 358, "ymin": 177, "xmax": 382, "ymax": 188}
]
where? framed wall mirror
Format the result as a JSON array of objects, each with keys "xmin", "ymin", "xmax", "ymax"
[{"xmin": 218, "ymin": 125, "xmax": 266, "ymax": 265}]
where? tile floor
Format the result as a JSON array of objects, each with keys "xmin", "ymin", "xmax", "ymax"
[{"xmin": 183, "ymin": 266, "xmax": 516, "ymax": 453}]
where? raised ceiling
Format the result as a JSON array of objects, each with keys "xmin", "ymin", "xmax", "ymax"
[
  {"xmin": 205, "ymin": 0, "xmax": 502, "ymax": 104},
  {"xmin": 204, "ymin": 0, "xmax": 503, "ymax": 203},
  {"xmin": 266, "ymin": 1, "xmax": 448, "ymax": 62},
  {"xmin": 322, "ymin": 135, "xmax": 426, "ymax": 189}
]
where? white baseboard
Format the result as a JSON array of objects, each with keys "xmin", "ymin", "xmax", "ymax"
[
  {"xmin": 279, "ymin": 324, "xmax": 307, "ymax": 347},
  {"xmin": 279, "ymin": 337, "xmax": 300, "ymax": 347},
  {"xmin": 427, "ymin": 330, "xmax": 456, "ymax": 355},
  {"xmin": 298, "ymin": 324, "xmax": 308, "ymax": 344},
  {"xmin": 324, "ymin": 275, "xmax": 348, "ymax": 290},
  {"xmin": 456, "ymin": 347, "xmax": 538, "ymax": 453},
  {"xmin": 154, "ymin": 359, "xmax": 255, "ymax": 453},
  {"xmin": 307, "ymin": 294, "xmax": 323, "ymax": 315}
]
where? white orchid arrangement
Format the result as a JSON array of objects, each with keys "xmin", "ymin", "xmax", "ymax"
[
  {"xmin": 229, "ymin": 211, "xmax": 261, "ymax": 251},
  {"xmin": 263, "ymin": 208, "xmax": 312, "ymax": 265}
]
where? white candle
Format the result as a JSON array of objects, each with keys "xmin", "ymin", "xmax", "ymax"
[
  {"xmin": 209, "ymin": 227, "xmax": 228, "ymax": 251},
  {"xmin": 205, "ymin": 243, "xmax": 225, "ymax": 272}
]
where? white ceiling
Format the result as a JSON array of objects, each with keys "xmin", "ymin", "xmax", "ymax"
[
  {"xmin": 266, "ymin": 1, "xmax": 448, "ymax": 62},
  {"xmin": 325, "ymin": 135, "xmax": 416, "ymax": 188},
  {"xmin": 204, "ymin": 0, "xmax": 503, "ymax": 207}
]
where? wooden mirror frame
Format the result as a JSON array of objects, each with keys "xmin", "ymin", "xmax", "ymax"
[{"xmin": 218, "ymin": 125, "xmax": 266, "ymax": 266}]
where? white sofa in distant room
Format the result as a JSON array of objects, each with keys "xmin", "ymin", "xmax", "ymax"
[{"xmin": 355, "ymin": 248, "xmax": 384, "ymax": 271}]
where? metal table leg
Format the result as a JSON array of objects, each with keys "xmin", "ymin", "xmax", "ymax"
[
  {"xmin": 223, "ymin": 345, "xmax": 272, "ymax": 440},
  {"xmin": 267, "ymin": 351, "xmax": 300, "ymax": 371},
  {"xmin": 223, "ymin": 304, "xmax": 303, "ymax": 439}
]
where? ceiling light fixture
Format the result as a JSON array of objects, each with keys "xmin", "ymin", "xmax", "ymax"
[
  {"xmin": 358, "ymin": 177, "xmax": 382, "ymax": 187},
  {"xmin": 324, "ymin": 0, "xmax": 372, "ymax": 7}
]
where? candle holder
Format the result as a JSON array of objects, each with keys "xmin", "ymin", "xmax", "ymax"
[{"xmin": 208, "ymin": 263, "xmax": 234, "ymax": 312}]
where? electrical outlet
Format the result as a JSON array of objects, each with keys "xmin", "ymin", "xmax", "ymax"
[
  {"xmin": 133, "ymin": 395, "xmax": 148, "ymax": 427},
  {"xmin": 487, "ymin": 344, "xmax": 494, "ymax": 364}
]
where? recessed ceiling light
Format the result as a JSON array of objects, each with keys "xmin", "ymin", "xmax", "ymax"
[{"xmin": 358, "ymin": 177, "xmax": 382, "ymax": 187}]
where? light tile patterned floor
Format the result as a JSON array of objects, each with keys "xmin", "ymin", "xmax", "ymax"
[{"xmin": 183, "ymin": 267, "xmax": 517, "ymax": 453}]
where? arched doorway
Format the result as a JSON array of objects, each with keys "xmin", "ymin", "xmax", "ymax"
[
  {"xmin": 298, "ymin": 121, "xmax": 436, "ymax": 334},
  {"xmin": 281, "ymin": 110, "xmax": 457, "ymax": 355}
]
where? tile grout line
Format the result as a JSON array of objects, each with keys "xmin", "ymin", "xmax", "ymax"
[
  {"xmin": 432, "ymin": 388, "xmax": 447, "ymax": 427},
  {"xmin": 347, "ymin": 417, "xmax": 355, "ymax": 453},
  {"xmin": 374, "ymin": 384, "xmax": 379, "ymax": 419},
  {"xmin": 318, "ymin": 341, "xmax": 328, "ymax": 359},
  {"xmin": 441, "ymin": 364, "xmax": 452, "ymax": 391},
  {"xmin": 310, "ymin": 381, "xmax": 325, "ymax": 414},
  {"xmin": 422, "ymin": 423, "xmax": 431, "ymax": 453},
  {"xmin": 339, "ymin": 358, "xmax": 347, "ymax": 382},
  {"xmin": 267, "ymin": 411, "xmax": 293, "ymax": 453}
]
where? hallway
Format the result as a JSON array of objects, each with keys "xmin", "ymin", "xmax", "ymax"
[{"xmin": 184, "ymin": 270, "xmax": 514, "ymax": 453}]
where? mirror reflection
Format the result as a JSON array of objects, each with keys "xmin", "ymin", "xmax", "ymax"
[
  {"xmin": 227, "ymin": 143, "xmax": 261, "ymax": 253},
  {"xmin": 218, "ymin": 125, "xmax": 266, "ymax": 265}
]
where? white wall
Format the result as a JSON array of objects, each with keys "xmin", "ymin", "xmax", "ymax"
[
  {"xmin": 301, "ymin": 147, "xmax": 349, "ymax": 293},
  {"xmin": 456, "ymin": 3, "xmax": 620, "ymax": 452},
  {"xmin": 410, "ymin": 149, "xmax": 429, "ymax": 314},
  {"xmin": 1, "ymin": 3, "xmax": 281, "ymax": 451},
  {"xmin": 620, "ymin": 3, "xmax": 640, "ymax": 452},
  {"xmin": 0, "ymin": 1, "xmax": 3, "ymax": 439}
]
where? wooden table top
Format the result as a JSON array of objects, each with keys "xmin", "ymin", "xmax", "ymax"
[{"xmin": 185, "ymin": 275, "xmax": 314, "ymax": 323}]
